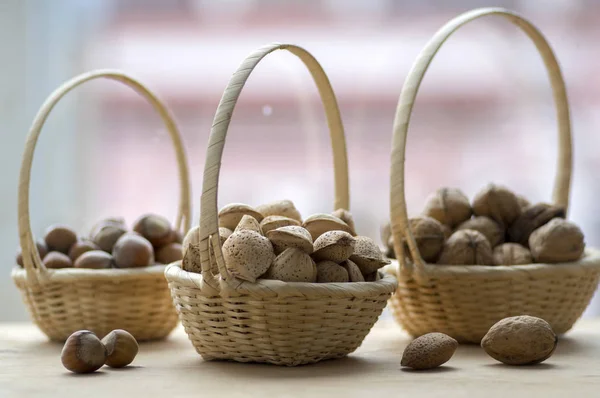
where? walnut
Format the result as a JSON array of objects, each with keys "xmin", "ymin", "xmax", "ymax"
[
  {"xmin": 437, "ymin": 230, "xmax": 493, "ymax": 265},
  {"xmin": 493, "ymin": 243, "xmax": 532, "ymax": 265},
  {"xmin": 472, "ymin": 184, "xmax": 521, "ymax": 226},
  {"xmin": 422, "ymin": 187, "xmax": 472, "ymax": 227},
  {"xmin": 456, "ymin": 216, "xmax": 504, "ymax": 247},
  {"xmin": 403, "ymin": 217, "xmax": 445, "ymax": 263},
  {"xmin": 529, "ymin": 218, "xmax": 585, "ymax": 263},
  {"xmin": 507, "ymin": 203, "xmax": 565, "ymax": 246}
]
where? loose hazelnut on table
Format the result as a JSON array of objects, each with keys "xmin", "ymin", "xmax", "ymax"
[
  {"xmin": 101, "ymin": 329, "xmax": 139, "ymax": 368},
  {"xmin": 44, "ymin": 225, "xmax": 77, "ymax": 254},
  {"xmin": 43, "ymin": 251, "xmax": 73, "ymax": 269},
  {"xmin": 422, "ymin": 187, "xmax": 472, "ymax": 227},
  {"xmin": 437, "ymin": 230, "xmax": 493, "ymax": 265},
  {"xmin": 61, "ymin": 330, "xmax": 107, "ymax": 374},
  {"xmin": 112, "ymin": 234, "xmax": 154, "ymax": 268},
  {"xmin": 133, "ymin": 213, "xmax": 173, "ymax": 248}
]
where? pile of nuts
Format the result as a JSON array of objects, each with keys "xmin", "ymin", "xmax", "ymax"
[
  {"xmin": 182, "ymin": 200, "xmax": 390, "ymax": 283},
  {"xmin": 16, "ymin": 214, "xmax": 183, "ymax": 269},
  {"xmin": 382, "ymin": 184, "xmax": 586, "ymax": 265},
  {"xmin": 61, "ymin": 329, "xmax": 139, "ymax": 373}
]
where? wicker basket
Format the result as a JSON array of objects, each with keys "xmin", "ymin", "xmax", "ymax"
[
  {"xmin": 12, "ymin": 70, "xmax": 191, "ymax": 342},
  {"xmin": 165, "ymin": 43, "xmax": 398, "ymax": 366},
  {"xmin": 386, "ymin": 8, "xmax": 600, "ymax": 344}
]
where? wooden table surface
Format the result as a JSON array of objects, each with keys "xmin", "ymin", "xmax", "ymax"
[{"xmin": 2, "ymin": 319, "xmax": 599, "ymax": 397}]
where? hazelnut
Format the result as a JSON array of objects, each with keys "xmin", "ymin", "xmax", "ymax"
[
  {"xmin": 260, "ymin": 215, "xmax": 301, "ymax": 234},
  {"xmin": 529, "ymin": 218, "xmax": 585, "ymax": 263},
  {"xmin": 331, "ymin": 208, "xmax": 356, "ymax": 235},
  {"xmin": 234, "ymin": 215, "xmax": 263, "ymax": 235},
  {"xmin": 302, "ymin": 213, "xmax": 353, "ymax": 241},
  {"xmin": 401, "ymin": 333, "xmax": 458, "ymax": 370},
  {"xmin": 44, "ymin": 225, "xmax": 77, "ymax": 254},
  {"xmin": 472, "ymin": 184, "xmax": 521, "ymax": 226},
  {"xmin": 171, "ymin": 229, "xmax": 183, "ymax": 244},
  {"xmin": 133, "ymin": 214, "xmax": 173, "ymax": 248},
  {"xmin": 61, "ymin": 330, "xmax": 107, "ymax": 373},
  {"xmin": 263, "ymin": 248, "xmax": 317, "ymax": 282},
  {"xmin": 43, "ymin": 251, "xmax": 73, "ymax": 269},
  {"xmin": 92, "ymin": 223, "xmax": 127, "ymax": 253},
  {"xmin": 181, "ymin": 226, "xmax": 200, "ymax": 272},
  {"xmin": 16, "ymin": 239, "xmax": 48, "ymax": 267},
  {"xmin": 403, "ymin": 217, "xmax": 445, "ymax": 262},
  {"xmin": 266, "ymin": 226, "xmax": 313, "ymax": 254},
  {"xmin": 218, "ymin": 203, "xmax": 263, "ymax": 231},
  {"xmin": 422, "ymin": 187, "xmax": 472, "ymax": 227},
  {"xmin": 68, "ymin": 239, "xmax": 100, "ymax": 262},
  {"xmin": 349, "ymin": 236, "xmax": 391, "ymax": 275},
  {"xmin": 222, "ymin": 230, "xmax": 275, "ymax": 282},
  {"xmin": 437, "ymin": 230, "xmax": 493, "ymax": 265},
  {"xmin": 156, "ymin": 242, "xmax": 183, "ymax": 264},
  {"xmin": 316, "ymin": 261, "xmax": 349, "ymax": 283},
  {"xmin": 74, "ymin": 250, "xmax": 114, "ymax": 269},
  {"xmin": 456, "ymin": 216, "xmax": 504, "ymax": 247},
  {"xmin": 112, "ymin": 234, "xmax": 154, "ymax": 268},
  {"xmin": 508, "ymin": 203, "xmax": 565, "ymax": 246},
  {"xmin": 341, "ymin": 259, "xmax": 365, "ymax": 282},
  {"xmin": 101, "ymin": 329, "xmax": 139, "ymax": 368},
  {"xmin": 312, "ymin": 231, "xmax": 355, "ymax": 263},
  {"xmin": 517, "ymin": 195, "xmax": 531, "ymax": 209},
  {"xmin": 256, "ymin": 199, "xmax": 302, "ymax": 222},
  {"xmin": 493, "ymin": 243, "xmax": 532, "ymax": 266},
  {"xmin": 481, "ymin": 316, "xmax": 557, "ymax": 365},
  {"xmin": 89, "ymin": 217, "xmax": 127, "ymax": 238}
]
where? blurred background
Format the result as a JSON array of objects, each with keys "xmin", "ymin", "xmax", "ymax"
[{"xmin": 2, "ymin": 0, "xmax": 600, "ymax": 321}]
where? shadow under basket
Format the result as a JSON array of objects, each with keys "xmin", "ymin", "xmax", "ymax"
[
  {"xmin": 166, "ymin": 261, "xmax": 397, "ymax": 366},
  {"xmin": 12, "ymin": 265, "xmax": 180, "ymax": 342},
  {"xmin": 386, "ymin": 249, "xmax": 600, "ymax": 344}
]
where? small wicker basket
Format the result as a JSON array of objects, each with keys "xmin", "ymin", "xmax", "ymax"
[
  {"xmin": 387, "ymin": 8, "xmax": 600, "ymax": 344},
  {"xmin": 166, "ymin": 43, "xmax": 397, "ymax": 366},
  {"xmin": 12, "ymin": 70, "xmax": 191, "ymax": 342}
]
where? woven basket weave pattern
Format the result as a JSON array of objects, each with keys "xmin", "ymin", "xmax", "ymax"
[
  {"xmin": 388, "ymin": 8, "xmax": 600, "ymax": 344},
  {"xmin": 167, "ymin": 43, "xmax": 397, "ymax": 366},
  {"xmin": 13, "ymin": 70, "xmax": 191, "ymax": 342}
]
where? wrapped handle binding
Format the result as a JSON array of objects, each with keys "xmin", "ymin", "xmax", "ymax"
[
  {"xmin": 18, "ymin": 70, "xmax": 192, "ymax": 284},
  {"xmin": 197, "ymin": 43, "xmax": 349, "ymax": 290},
  {"xmin": 390, "ymin": 8, "xmax": 572, "ymax": 276}
]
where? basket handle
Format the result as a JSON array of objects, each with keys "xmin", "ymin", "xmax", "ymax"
[
  {"xmin": 390, "ymin": 8, "xmax": 572, "ymax": 276},
  {"xmin": 196, "ymin": 43, "xmax": 349, "ymax": 289},
  {"xmin": 18, "ymin": 70, "xmax": 192, "ymax": 284}
]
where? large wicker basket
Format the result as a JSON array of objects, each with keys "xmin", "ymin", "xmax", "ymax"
[
  {"xmin": 12, "ymin": 70, "xmax": 191, "ymax": 342},
  {"xmin": 166, "ymin": 43, "xmax": 397, "ymax": 366},
  {"xmin": 387, "ymin": 8, "xmax": 600, "ymax": 344}
]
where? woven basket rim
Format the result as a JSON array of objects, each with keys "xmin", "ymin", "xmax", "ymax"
[
  {"xmin": 166, "ymin": 261, "xmax": 398, "ymax": 299},
  {"xmin": 12, "ymin": 264, "xmax": 167, "ymax": 284},
  {"xmin": 386, "ymin": 247, "xmax": 600, "ymax": 280}
]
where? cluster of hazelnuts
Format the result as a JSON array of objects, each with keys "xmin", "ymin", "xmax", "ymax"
[
  {"xmin": 16, "ymin": 214, "xmax": 183, "ymax": 270},
  {"xmin": 61, "ymin": 329, "xmax": 138, "ymax": 373},
  {"xmin": 182, "ymin": 200, "xmax": 390, "ymax": 283},
  {"xmin": 382, "ymin": 184, "xmax": 585, "ymax": 265}
]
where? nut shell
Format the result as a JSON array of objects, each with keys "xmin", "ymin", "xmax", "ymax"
[
  {"xmin": 68, "ymin": 240, "xmax": 100, "ymax": 262},
  {"xmin": 222, "ymin": 230, "xmax": 275, "ymax": 282},
  {"xmin": 263, "ymin": 248, "xmax": 317, "ymax": 282},
  {"xmin": 92, "ymin": 223, "xmax": 127, "ymax": 253},
  {"xmin": 508, "ymin": 203, "xmax": 566, "ymax": 247},
  {"xmin": 529, "ymin": 218, "xmax": 585, "ymax": 263},
  {"xmin": 331, "ymin": 208, "xmax": 356, "ymax": 235},
  {"xmin": 316, "ymin": 261, "xmax": 349, "ymax": 283},
  {"xmin": 256, "ymin": 199, "xmax": 302, "ymax": 222},
  {"xmin": 44, "ymin": 225, "xmax": 77, "ymax": 254},
  {"xmin": 182, "ymin": 226, "xmax": 201, "ymax": 272},
  {"xmin": 401, "ymin": 333, "xmax": 458, "ymax": 370},
  {"xmin": 156, "ymin": 242, "xmax": 183, "ymax": 264},
  {"xmin": 492, "ymin": 243, "xmax": 532, "ymax": 266},
  {"xmin": 112, "ymin": 234, "xmax": 154, "ymax": 268},
  {"xmin": 101, "ymin": 329, "xmax": 139, "ymax": 368},
  {"xmin": 74, "ymin": 250, "xmax": 113, "ymax": 269},
  {"xmin": 133, "ymin": 214, "xmax": 173, "ymax": 248},
  {"xmin": 61, "ymin": 330, "xmax": 107, "ymax": 373},
  {"xmin": 312, "ymin": 231, "xmax": 355, "ymax": 263},
  {"xmin": 457, "ymin": 216, "xmax": 504, "ymax": 247},
  {"xmin": 349, "ymin": 236, "xmax": 391, "ymax": 275},
  {"xmin": 16, "ymin": 239, "xmax": 48, "ymax": 267},
  {"xmin": 234, "ymin": 215, "xmax": 263, "ymax": 235},
  {"xmin": 481, "ymin": 315, "xmax": 557, "ymax": 365},
  {"xmin": 422, "ymin": 187, "xmax": 472, "ymax": 227},
  {"xmin": 43, "ymin": 251, "xmax": 73, "ymax": 269},
  {"xmin": 260, "ymin": 215, "xmax": 301, "ymax": 234},
  {"xmin": 266, "ymin": 226, "xmax": 313, "ymax": 254},
  {"xmin": 302, "ymin": 213, "xmax": 353, "ymax": 241},
  {"xmin": 437, "ymin": 230, "xmax": 493, "ymax": 265},
  {"xmin": 472, "ymin": 184, "xmax": 521, "ymax": 226},
  {"xmin": 218, "ymin": 203, "xmax": 263, "ymax": 231},
  {"xmin": 341, "ymin": 259, "xmax": 365, "ymax": 282},
  {"xmin": 404, "ymin": 217, "xmax": 445, "ymax": 262}
]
